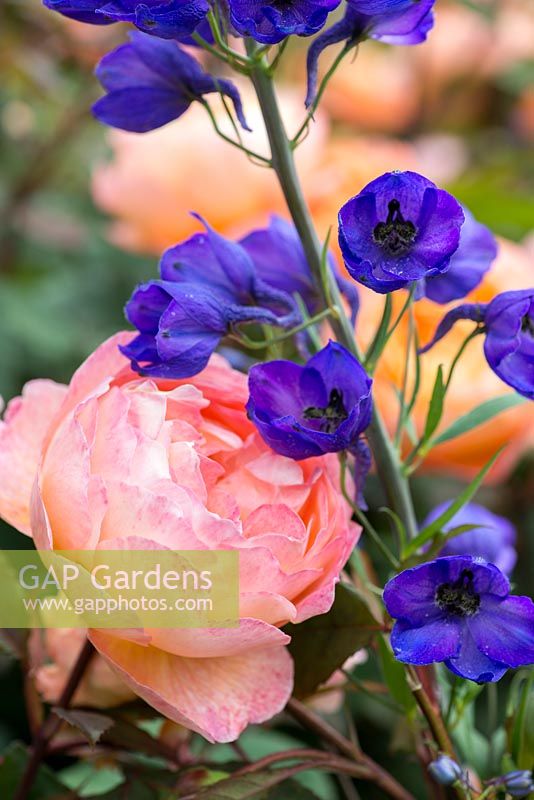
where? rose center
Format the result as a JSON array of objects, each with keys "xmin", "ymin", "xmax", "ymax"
[
  {"xmin": 435, "ymin": 569, "xmax": 481, "ymax": 617},
  {"xmin": 373, "ymin": 199, "xmax": 417, "ymax": 256},
  {"xmin": 303, "ymin": 388, "xmax": 348, "ymax": 433}
]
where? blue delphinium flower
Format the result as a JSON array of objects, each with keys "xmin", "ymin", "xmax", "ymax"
[
  {"xmin": 420, "ymin": 288, "xmax": 534, "ymax": 400},
  {"xmin": 338, "ymin": 171, "xmax": 464, "ymax": 294},
  {"xmin": 122, "ymin": 219, "xmax": 301, "ymax": 378},
  {"xmin": 247, "ymin": 341, "xmax": 373, "ymax": 460},
  {"xmin": 240, "ymin": 216, "xmax": 359, "ymax": 320},
  {"xmin": 43, "ymin": 0, "xmax": 209, "ymax": 38},
  {"xmin": 383, "ymin": 555, "xmax": 534, "ymax": 682},
  {"xmin": 228, "ymin": 0, "xmax": 341, "ymax": 45},
  {"xmin": 423, "ymin": 208, "xmax": 497, "ymax": 304},
  {"xmin": 306, "ymin": 1, "xmax": 434, "ymax": 106},
  {"xmin": 422, "ymin": 502, "xmax": 517, "ymax": 575},
  {"xmin": 93, "ymin": 32, "xmax": 249, "ymax": 133}
]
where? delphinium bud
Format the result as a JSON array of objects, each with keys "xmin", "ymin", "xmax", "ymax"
[{"xmin": 428, "ymin": 755, "xmax": 465, "ymax": 786}]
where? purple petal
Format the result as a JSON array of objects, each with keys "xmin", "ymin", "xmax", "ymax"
[
  {"xmin": 445, "ymin": 625, "xmax": 508, "ymax": 682},
  {"xmin": 390, "ymin": 615, "xmax": 462, "ymax": 664},
  {"xmin": 418, "ymin": 303, "xmax": 487, "ymax": 354},
  {"xmin": 93, "ymin": 87, "xmax": 190, "ymax": 132},
  {"xmin": 469, "ymin": 595, "xmax": 534, "ymax": 668},
  {"xmin": 425, "ymin": 208, "xmax": 497, "ymax": 304}
]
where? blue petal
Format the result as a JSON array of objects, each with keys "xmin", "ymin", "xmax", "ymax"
[
  {"xmin": 390, "ymin": 615, "xmax": 462, "ymax": 664},
  {"xmin": 445, "ymin": 625, "xmax": 508, "ymax": 683},
  {"xmin": 418, "ymin": 303, "xmax": 487, "ymax": 354},
  {"xmin": 469, "ymin": 596, "xmax": 534, "ymax": 668}
]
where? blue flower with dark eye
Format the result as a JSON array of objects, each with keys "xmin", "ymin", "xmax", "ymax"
[
  {"xmin": 306, "ymin": 2, "xmax": 434, "ymax": 106},
  {"xmin": 43, "ymin": 0, "xmax": 209, "ymax": 38},
  {"xmin": 422, "ymin": 502, "xmax": 517, "ymax": 575},
  {"xmin": 384, "ymin": 555, "xmax": 534, "ymax": 682},
  {"xmin": 420, "ymin": 288, "xmax": 534, "ymax": 400},
  {"xmin": 122, "ymin": 219, "xmax": 301, "ymax": 378},
  {"xmin": 240, "ymin": 216, "xmax": 360, "ymax": 321},
  {"xmin": 338, "ymin": 171, "xmax": 464, "ymax": 295},
  {"xmin": 228, "ymin": 0, "xmax": 342, "ymax": 44},
  {"xmin": 93, "ymin": 32, "xmax": 249, "ymax": 133},
  {"xmin": 423, "ymin": 208, "xmax": 497, "ymax": 304},
  {"xmin": 247, "ymin": 341, "xmax": 373, "ymax": 460}
]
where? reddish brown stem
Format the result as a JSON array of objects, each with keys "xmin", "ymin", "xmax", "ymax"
[{"xmin": 14, "ymin": 638, "xmax": 95, "ymax": 800}]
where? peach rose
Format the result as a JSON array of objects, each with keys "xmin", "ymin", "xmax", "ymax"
[{"xmin": 0, "ymin": 335, "xmax": 358, "ymax": 742}]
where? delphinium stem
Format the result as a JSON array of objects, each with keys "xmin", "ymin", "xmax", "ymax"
[{"xmin": 246, "ymin": 44, "xmax": 419, "ymax": 541}]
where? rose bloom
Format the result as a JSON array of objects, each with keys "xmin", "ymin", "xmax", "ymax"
[
  {"xmin": 359, "ymin": 237, "xmax": 534, "ymax": 480},
  {"xmin": 0, "ymin": 335, "xmax": 358, "ymax": 742}
]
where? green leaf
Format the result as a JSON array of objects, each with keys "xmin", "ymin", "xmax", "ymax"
[
  {"xmin": 0, "ymin": 741, "xmax": 70, "ymax": 800},
  {"xmin": 422, "ymin": 365, "xmax": 445, "ymax": 443},
  {"xmin": 433, "ymin": 395, "xmax": 526, "ymax": 446},
  {"xmin": 268, "ymin": 780, "xmax": 321, "ymax": 799},
  {"xmin": 101, "ymin": 716, "xmax": 170, "ymax": 760},
  {"xmin": 286, "ymin": 582, "xmax": 381, "ymax": 699},
  {"xmin": 402, "ymin": 447, "xmax": 504, "ymax": 559},
  {"xmin": 53, "ymin": 708, "xmax": 114, "ymax": 747},
  {"xmin": 508, "ymin": 671, "xmax": 534, "ymax": 770},
  {"xmin": 207, "ymin": 729, "xmax": 337, "ymax": 800},
  {"xmin": 377, "ymin": 636, "xmax": 416, "ymax": 715},
  {"xmin": 192, "ymin": 767, "xmax": 313, "ymax": 799}
]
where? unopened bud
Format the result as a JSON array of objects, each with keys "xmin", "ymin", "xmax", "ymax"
[
  {"xmin": 503, "ymin": 770, "xmax": 534, "ymax": 798},
  {"xmin": 428, "ymin": 755, "xmax": 464, "ymax": 786}
]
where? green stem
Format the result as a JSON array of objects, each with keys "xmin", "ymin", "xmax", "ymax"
[
  {"xmin": 339, "ymin": 454, "xmax": 400, "ymax": 569},
  {"xmin": 202, "ymin": 102, "xmax": 270, "ymax": 165},
  {"xmin": 233, "ymin": 307, "xmax": 333, "ymax": 349},
  {"xmin": 247, "ymin": 44, "xmax": 419, "ymax": 542},
  {"xmin": 291, "ymin": 41, "xmax": 355, "ymax": 147}
]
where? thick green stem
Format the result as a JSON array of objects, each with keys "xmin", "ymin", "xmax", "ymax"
[{"xmin": 247, "ymin": 45, "xmax": 418, "ymax": 540}]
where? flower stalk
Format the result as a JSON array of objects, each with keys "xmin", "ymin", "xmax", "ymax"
[{"xmin": 246, "ymin": 43, "xmax": 419, "ymax": 541}]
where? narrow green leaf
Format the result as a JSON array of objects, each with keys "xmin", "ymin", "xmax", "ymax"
[
  {"xmin": 286, "ymin": 582, "xmax": 381, "ymax": 699},
  {"xmin": 423, "ymin": 365, "xmax": 445, "ymax": 443},
  {"xmin": 433, "ymin": 395, "xmax": 526, "ymax": 445},
  {"xmin": 402, "ymin": 448, "xmax": 504, "ymax": 558},
  {"xmin": 509, "ymin": 671, "xmax": 534, "ymax": 770},
  {"xmin": 53, "ymin": 708, "xmax": 114, "ymax": 747},
  {"xmin": 377, "ymin": 636, "xmax": 416, "ymax": 714}
]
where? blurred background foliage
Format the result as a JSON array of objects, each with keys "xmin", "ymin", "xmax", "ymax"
[{"xmin": 0, "ymin": 0, "xmax": 533, "ymax": 795}]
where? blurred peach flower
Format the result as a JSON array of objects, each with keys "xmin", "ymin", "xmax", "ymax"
[
  {"xmin": 93, "ymin": 100, "xmax": 420, "ymax": 255},
  {"xmin": 92, "ymin": 89, "xmax": 327, "ymax": 253},
  {"xmin": 359, "ymin": 237, "xmax": 534, "ymax": 481},
  {"xmin": 30, "ymin": 628, "xmax": 135, "ymax": 708},
  {"xmin": 322, "ymin": 46, "xmax": 421, "ymax": 134},
  {"xmin": 0, "ymin": 336, "xmax": 358, "ymax": 742}
]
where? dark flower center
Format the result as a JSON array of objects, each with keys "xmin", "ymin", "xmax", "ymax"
[
  {"xmin": 521, "ymin": 313, "xmax": 534, "ymax": 337},
  {"xmin": 435, "ymin": 569, "xmax": 481, "ymax": 617},
  {"xmin": 373, "ymin": 199, "xmax": 417, "ymax": 256},
  {"xmin": 303, "ymin": 388, "xmax": 348, "ymax": 433}
]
